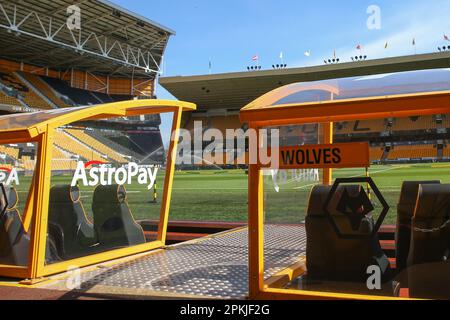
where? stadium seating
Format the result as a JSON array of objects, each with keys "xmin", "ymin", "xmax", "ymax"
[
  {"xmin": 53, "ymin": 130, "xmax": 104, "ymax": 162},
  {"xmin": 0, "ymin": 91, "xmax": 21, "ymax": 107},
  {"xmin": 369, "ymin": 147, "xmax": 384, "ymax": 161},
  {"xmin": 0, "ymin": 68, "xmax": 51, "ymax": 109},
  {"xmin": 387, "ymin": 145, "xmax": 437, "ymax": 160},
  {"xmin": 19, "ymin": 72, "xmax": 72, "ymax": 108},
  {"xmin": 40, "ymin": 76, "xmax": 100, "ymax": 106},
  {"xmin": 65, "ymin": 128, "xmax": 128, "ymax": 163},
  {"xmin": 393, "ymin": 116, "xmax": 437, "ymax": 131},
  {"xmin": 86, "ymin": 131, "xmax": 142, "ymax": 161},
  {"xmin": 336, "ymin": 119, "xmax": 387, "ymax": 134}
]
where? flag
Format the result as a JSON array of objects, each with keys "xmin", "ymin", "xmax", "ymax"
[
  {"xmin": 412, "ymin": 38, "xmax": 416, "ymax": 46},
  {"xmin": 384, "ymin": 41, "xmax": 388, "ymax": 49},
  {"xmin": 279, "ymin": 52, "xmax": 283, "ymax": 59},
  {"xmin": 252, "ymin": 55, "xmax": 259, "ymax": 61},
  {"xmin": 356, "ymin": 44, "xmax": 362, "ymax": 50},
  {"xmin": 444, "ymin": 34, "xmax": 450, "ymax": 41},
  {"xmin": 304, "ymin": 50, "xmax": 311, "ymax": 57}
]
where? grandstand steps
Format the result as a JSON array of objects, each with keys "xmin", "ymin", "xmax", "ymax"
[
  {"xmin": 85, "ymin": 130, "xmax": 141, "ymax": 162},
  {"xmin": 63, "ymin": 130, "xmax": 109, "ymax": 162},
  {"xmin": 14, "ymin": 72, "xmax": 58, "ymax": 109}
]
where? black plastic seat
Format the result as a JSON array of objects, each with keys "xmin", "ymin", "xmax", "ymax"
[
  {"xmin": 396, "ymin": 181, "xmax": 440, "ymax": 273},
  {"xmin": 406, "ymin": 184, "xmax": 450, "ymax": 299},
  {"xmin": 92, "ymin": 184, "xmax": 145, "ymax": 249},
  {"xmin": 47, "ymin": 185, "xmax": 97, "ymax": 260},
  {"xmin": 0, "ymin": 187, "xmax": 29, "ymax": 266},
  {"xmin": 305, "ymin": 184, "xmax": 391, "ymax": 282}
]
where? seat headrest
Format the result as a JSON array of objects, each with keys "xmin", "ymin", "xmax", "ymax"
[
  {"xmin": 399, "ymin": 181, "xmax": 441, "ymax": 204},
  {"xmin": 93, "ymin": 185, "xmax": 127, "ymax": 204},
  {"xmin": 307, "ymin": 185, "xmax": 332, "ymax": 216},
  {"xmin": 6, "ymin": 186, "xmax": 18, "ymax": 210},
  {"xmin": 50, "ymin": 185, "xmax": 81, "ymax": 203},
  {"xmin": 414, "ymin": 184, "xmax": 450, "ymax": 222}
]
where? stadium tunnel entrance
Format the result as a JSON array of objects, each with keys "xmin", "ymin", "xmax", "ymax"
[
  {"xmin": 0, "ymin": 99, "xmax": 196, "ymax": 280},
  {"xmin": 241, "ymin": 68, "xmax": 450, "ymax": 300}
]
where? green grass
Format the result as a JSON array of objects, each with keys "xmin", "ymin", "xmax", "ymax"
[{"xmin": 12, "ymin": 164, "xmax": 450, "ymax": 225}]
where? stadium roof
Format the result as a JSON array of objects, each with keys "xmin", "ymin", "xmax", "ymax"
[
  {"xmin": 160, "ymin": 52, "xmax": 450, "ymax": 111},
  {"xmin": 0, "ymin": 0, "xmax": 174, "ymax": 78}
]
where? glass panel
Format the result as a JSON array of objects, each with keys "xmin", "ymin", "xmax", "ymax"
[
  {"xmin": 245, "ymin": 68, "xmax": 450, "ymax": 110},
  {"xmin": 45, "ymin": 113, "xmax": 173, "ymax": 264},
  {"xmin": 0, "ymin": 141, "xmax": 37, "ymax": 266},
  {"xmin": 262, "ymin": 114, "xmax": 450, "ymax": 299},
  {"xmin": 0, "ymin": 107, "xmax": 89, "ymax": 132}
]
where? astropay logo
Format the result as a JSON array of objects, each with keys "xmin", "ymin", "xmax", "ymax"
[
  {"xmin": 71, "ymin": 161, "xmax": 158, "ymax": 189},
  {"xmin": 0, "ymin": 167, "xmax": 19, "ymax": 185}
]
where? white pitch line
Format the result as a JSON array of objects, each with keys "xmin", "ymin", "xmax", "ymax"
[{"xmin": 292, "ymin": 166, "xmax": 401, "ymax": 190}]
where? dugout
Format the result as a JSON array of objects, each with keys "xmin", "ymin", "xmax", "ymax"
[
  {"xmin": 240, "ymin": 68, "xmax": 450, "ymax": 300},
  {"xmin": 0, "ymin": 99, "xmax": 195, "ymax": 281}
]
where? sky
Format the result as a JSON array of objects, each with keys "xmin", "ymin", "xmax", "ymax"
[{"xmin": 111, "ymin": 0, "xmax": 450, "ymax": 143}]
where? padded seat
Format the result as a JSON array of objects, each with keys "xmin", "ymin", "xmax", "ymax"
[
  {"xmin": 305, "ymin": 185, "xmax": 391, "ymax": 282},
  {"xmin": 0, "ymin": 187, "xmax": 29, "ymax": 266},
  {"xmin": 92, "ymin": 185, "xmax": 145, "ymax": 249},
  {"xmin": 48, "ymin": 185, "xmax": 97, "ymax": 260},
  {"xmin": 406, "ymin": 184, "xmax": 450, "ymax": 299},
  {"xmin": 396, "ymin": 181, "xmax": 440, "ymax": 273}
]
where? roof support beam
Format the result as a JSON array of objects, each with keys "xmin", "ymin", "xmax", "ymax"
[{"xmin": 0, "ymin": 2, "xmax": 162, "ymax": 75}]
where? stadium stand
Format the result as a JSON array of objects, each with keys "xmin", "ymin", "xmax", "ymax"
[
  {"xmin": 53, "ymin": 130, "xmax": 104, "ymax": 163},
  {"xmin": 387, "ymin": 144, "xmax": 437, "ymax": 160},
  {"xmin": 64, "ymin": 128, "xmax": 128, "ymax": 163},
  {"xmin": 0, "ymin": 90, "xmax": 22, "ymax": 107},
  {"xmin": 336, "ymin": 119, "xmax": 387, "ymax": 134},
  {"xmin": 40, "ymin": 76, "xmax": 99, "ymax": 106},
  {"xmin": 0, "ymin": 68, "xmax": 51, "ymax": 110},
  {"xmin": 18, "ymin": 72, "xmax": 72, "ymax": 108},
  {"xmin": 393, "ymin": 116, "xmax": 437, "ymax": 132},
  {"xmin": 370, "ymin": 147, "xmax": 384, "ymax": 162},
  {"xmin": 85, "ymin": 131, "xmax": 142, "ymax": 161}
]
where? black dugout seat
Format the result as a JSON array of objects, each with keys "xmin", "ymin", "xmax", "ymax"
[
  {"xmin": 305, "ymin": 185, "xmax": 391, "ymax": 282},
  {"xmin": 406, "ymin": 184, "xmax": 450, "ymax": 299},
  {"xmin": 396, "ymin": 181, "xmax": 440, "ymax": 273},
  {"xmin": 48, "ymin": 185, "xmax": 97, "ymax": 260},
  {"xmin": 0, "ymin": 187, "xmax": 29, "ymax": 266},
  {"xmin": 92, "ymin": 185, "xmax": 145, "ymax": 249}
]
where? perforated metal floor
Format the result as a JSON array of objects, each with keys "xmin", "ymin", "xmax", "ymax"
[{"xmin": 44, "ymin": 225, "xmax": 307, "ymax": 299}]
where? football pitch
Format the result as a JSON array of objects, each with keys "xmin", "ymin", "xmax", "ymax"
[{"xmin": 15, "ymin": 163, "xmax": 450, "ymax": 225}]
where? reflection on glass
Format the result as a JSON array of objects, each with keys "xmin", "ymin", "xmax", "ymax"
[{"xmin": 46, "ymin": 113, "xmax": 173, "ymax": 264}]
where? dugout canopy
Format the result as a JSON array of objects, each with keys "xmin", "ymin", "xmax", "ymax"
[{"xmin": 0, "ymin": 99, "xmax": 195, "ymax": 280}]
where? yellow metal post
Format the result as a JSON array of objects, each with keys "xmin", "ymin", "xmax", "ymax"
[
  {"xmin": 157, "ymin": 108, "xmax": 183, "ymax": 244},
  {"xmin": 29, "ymin": 129, "xmax": 53, "ymax": 279},
  {"xmin": 323, "ymin": 122, "xmax": 334, "ymax": 185},
  {"xmin": 248, "ymin": 125, "xmax": 265, "ymax": 299}
]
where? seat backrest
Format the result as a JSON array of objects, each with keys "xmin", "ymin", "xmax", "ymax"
[
  {"xmin": 92, "ymin": 184, "xmax": 145, "ymax": 248},
  {"xmin": 306, "ymin": 184, "xmax": 390, "ymax": 282},
  {"xmin": 0, "ymin": 187, "xmax": 29, "ymax": 266},
  {"xmin": 396, "ymin": 181, "xmax": 440, "ymax": 272},
  {"xmin": 408, "ymin": 184, "xmax": 450, "ymax": 266},
  {"xmin": 407, "ymin": 184, "xmax": 450, "ymax": 298},
  {"xmin": 48, "ymin": 185, "xmax": 96, "ymax": 259}
]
